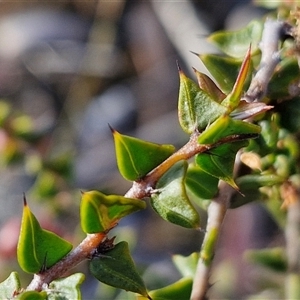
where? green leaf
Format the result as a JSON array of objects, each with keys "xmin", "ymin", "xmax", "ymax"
[
  {"xmin": 15, "ymin": 291, "xmax": 47, "ymax": 300},
  {"xmin": 178, "ymin": 69, "xmax": 227, "ymax": 134},
  {"xmin": 199, "ymin": 54, "xmax": 251, "ymax": 94},
  {"xmin": 245, "ymin": 247, "xmax": 287, "ymax": 272},
  {"xmin": 151, "ymin": 161, "xmax": 200, "ymax": 228},
  {"xmin": 0, "ymin": 272, "xmax": 21, "ymax": 299},
  {"xmin": 80, "ymin": 190, "xmax": 146, "ymax": 233},
  {"xmin": 195, "ymin": 141, "xmax": 249, "ymax": 190},
  {"xmin": 236, "ymin": 174, "xmax": 284, "ymax": 191},
  {"xmin": 17, "ymin": 197, "xmax": 73, "ymax": 273},
  {"xmin": 208, "ymin": 20, "xmax": 263, "ymax": 57},
  {"xmin": 48, "ymin": 273, "xmax": 85, "ymax": 300},
  {"xmin": 172, "ymin": 253, "xmax": 199, "ymax": 278},
  {"xmin": 90, "ymin": 241, "xmax": 149, "ymax": 298},
  {"xmin": 185, "ymin": 164, "xmax": 219, "ymax": 200},
  {"xmin": 148, "ymin": 277, "xmax": 193, "ymax": 300},
  {"xmin": 198, "ymin": 115, "xmax": 261, "ymax": 144},
  {"xmin": 112, "ymin": 129, "xmax": 175, "ymax": 181}
]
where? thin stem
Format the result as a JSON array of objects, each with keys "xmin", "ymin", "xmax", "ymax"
[
  {"xmin": 190, "ymin": 182, "xmax": 235, "ymax": 300},
  {"xmin": 285, "ymin": 188, "xmax": 300, "ymax": 299},
  {"xmin": 244, "ymin": 19, "xmax": 291, "ymax": 103}
]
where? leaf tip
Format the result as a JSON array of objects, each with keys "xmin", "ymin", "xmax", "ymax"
[
  {"xmin": 190, "ymin": 50, "xmax": 199, "ymax": 57},
  {"xmin": 23, "ymin": 193, "xmax": 27, "ymax": 207},
  {"xmin": 108, "ymin": 124, "xmax": 116, "ymax": 134}
]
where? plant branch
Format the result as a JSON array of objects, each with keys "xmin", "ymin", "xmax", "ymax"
[
  {"xmin": 26, "ymin": 232, "xmax": 106, "ymax": 292},
  {"xmin": 244, "ymin": 19, "xmax": 291, "ymax": 103},
  {"xmin": 190, "ymin": 180, "xmax": 236, "ymax": 300},
  {"xmin": 284, "ymin": 186, "xmax": 300, "ymax": 299}
]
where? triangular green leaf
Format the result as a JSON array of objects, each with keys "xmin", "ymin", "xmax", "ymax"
[
  {"xmin": 48, "ymin": 273, "xmax": 85, "ymax": 300},
  {"xmin": 17, "ymin": 198, "xmax": 73, "ymax": 273},
  {"xmin": 112, "ymin": 129, "xmax": 175, "ymax": 181},
  {"xmin": 178, "ymin": 69, "xmax": 227, "ymax": 134},
  {"xmin": 195, "ymin": 141, "xmax": 248, "ymax": 190},
  {"xmin": 90, "ymin": 241, "xmax": 149, "ymax": 298},
  {"xmin": 0, "ymin": 272, "xmax": 21, "ymax": 299},
  {"xmin": 151, "ymin": 161, "xmax": 200, "ymax": 228},
  {"xmin": 148, "ymin": 277, "xmax": 193, "ymax": 300},
  {"xmin": 185, "ymin": 164, "xmax": 219, "ymax": 200},
  {"xmin": 80, "ymin": 190, "xmax": 146, "ymax": 233},
  {"xmin": 208, "ymin": 20, "xmax": 263, "ymax": 57}
]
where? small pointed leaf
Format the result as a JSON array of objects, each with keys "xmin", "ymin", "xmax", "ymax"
[
  {"xmin": 148, "ymin": 277, "xmax": 193, "ymax": 300},
  {"xmin": 151, "ymin": 161, "xmax": 200, "ymax": 228},
  {"xmin": 208, "ymin": 20, "xmax": 263, "ymax": 57},
  {"xmin": 80, "ymin": 190, "xmax": 146, "ymax": 233},
  {"xmin": 221, "ymin": 47, "xmax": 252, "ymax": 112},
  {"xmin": 196, "ymin": 141, "xmax": 249, "ymax": 190},
  {"xmin": 185, "ymin": 165, "xmax": 219, "ymax": 200},
  {"xmin": 17, "ymin": 199, "xmax": 73, "ymax": 273},
  {"xmin": 0, "ymin": 272, "xmax": 21, "ymax": 299},
  {"xmin": 48, "ymin": 273, "xmax": 85, "ymax": 300},
  {"xmin": 198, "ymin": 115, "xmax": 261, "ymax": 145},
  {"xmin": 112, "ymin": 129, "xmax": 175, "ymax": 181},
  {"xmin": 178, "ymin": 69, "xmax": 227, "ymax": 134},
  {"xmin": 192, "ymin": 68, "xmax": 225, "ymax": 102},
  {"xmin": 90, "ymin": 241, "xmax": 149, "ymax": 298}
]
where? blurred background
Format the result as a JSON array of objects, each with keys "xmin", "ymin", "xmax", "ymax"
[{"xmin": 0, "ymin": 1, "xmax": 274, "ymax": 299}]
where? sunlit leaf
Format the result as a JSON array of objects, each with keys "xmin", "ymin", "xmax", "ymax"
[
  {"xmin": 48, "ymin": 273, "xmax": 85, "ymax": 300},
  {"xmin": 15, "ymin": 291, "xmax": 47, "ymax": 300},
  {"xmin": 245, "ymin": 247, "xmax": 287, "ymax": 272},
  {"xmin": 17, "ymin": 197, "xmax": 73, "ymax": 273},
  {"xmin": 112, "ymin": 129, "xmax": 175, "ymax": 181},
  {"xmin": 198, "ymin": 115, "xmax": 261, "ymax": 144},
  {"xmin": 178, "ymin": 68, "xmax": 227, "ymax": 134},
  {"xmin": 80, "ymin": 190, "xmax": 146, "ymax": 233},
  {"xmin": 208, "ymin": 20, "xmax": 263, "ymax": 57},
  {"xmin": 90, "ymin": 241, "xmax": 150, "ymax": 298},
  {"xmin": 185, "ymin": 164, "xmax": 219, "ymax": 200},
  {"xmin": 151, "ymin": 161, "xmax": 200, "ymax": 228},
  {"xmin": 196, "ymin": 141, "xmax": 249, "ymax": 190},
  {"xmin": 147, "ymin": 277, "xmax": 193, "ymax": 300},
  {"xmin": 0, "ymin": 272, "xmax": 21, "ymax": 299}
]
